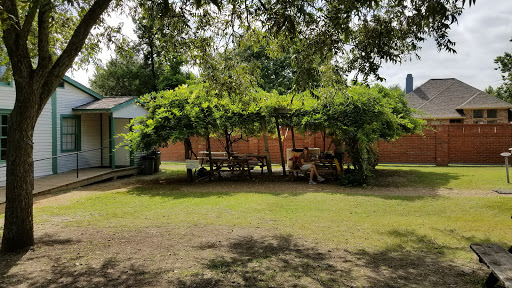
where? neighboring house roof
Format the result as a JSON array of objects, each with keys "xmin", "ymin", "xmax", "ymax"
[
  {"xmin": 72, "ymin": 96, "xmax": 138, "ymax": 112},
  {"xmin": 406, "ymin": 78, "xmax": 512, "ymax": 119},
  {"xmin": 63, "ymin": 75, "xmax": 103, "ymax": 100}
]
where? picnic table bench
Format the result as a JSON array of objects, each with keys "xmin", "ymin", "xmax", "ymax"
[
  {"xmin": 470, "ymin": 243, "xmax": 512, "ymax": 287},
  {"xmin": 197, "ymin": 151, "xmax": 267, "ymax": 176},
  {"xmin": 287, "ymin": 159, "xmax": 341, "ymax": 181}
]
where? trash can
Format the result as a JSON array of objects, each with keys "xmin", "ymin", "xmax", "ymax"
[
  {"xmin": 150, "ymin": 151, "xmax": 161, "ymax": 172},
  {"xmin": 142, "ymin": 155, "xmax": 155, "ymax": 175}
]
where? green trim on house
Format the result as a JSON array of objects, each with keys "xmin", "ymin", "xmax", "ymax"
[
  {"xmin": 0, "ymin": 80, "xmax": 13, "ymax": 87},
  {"xmin": 60, "ymin": 114, "xmax": 81, "ymax": 153},
  {"xmin": 100, "ymin": 114, "xmax": 103, "ymax": 167},
  {"xmin": 109, "ymin": 115, "xmax": 115, "ymax": 170},
  {"xmin": 62, "ymin": 76, "xmax": 103, "ymax": 100},
  {"xmin": 111, "ymin": 98, "xmax": 138, "ymax": 112},
  {"xmin": 51, "ymin": 92, "xmax": 57, "ymax": 174},
  {"xmin": 129, "ymin": 118, "xmax": 134, "ymax": 166},
  {"xmin": 0, "ymin": 109, "xmax": 12, "ymax": 114}
]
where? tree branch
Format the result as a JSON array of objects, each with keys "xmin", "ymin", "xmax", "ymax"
[
  {"xmin": 42, "ymin": 0, "xmax": 114, "ymax": 100},
  {"xmin": 20, "ymin": 0, "xmax": 41, "ymax": 41},
  {"xmin": 36, "ymin": 0, "xmax": 52, "ymax": 75},
  {"xmin": 1, "ymin": 0, "xmax": 33, "ymax": 81}
]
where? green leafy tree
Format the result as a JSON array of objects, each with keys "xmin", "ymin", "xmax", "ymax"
[
  {"xmin": 237, "ymin": 44, "xmax": 294, "ymax": 94},
  {"xmin": 487, "ymin": 38, "xmax": 512, "ymax": 103},
  {"xmin": 0, "ymin": 0, "xmax": 476, "ymax": 252},
  {"xmin": 0, "ymin": 0, "xmax": 116, "ymax": 252},
  {"xmin": 90, "ymin": 51, "xmax": 155, "ymax": 96},
  {"xmin": 302, "ymin": 85, "xmax": 423, "ymax": 184},
  {"xmin": 90, "ymin": 49, "xmax": 193, "ymax": 96}
]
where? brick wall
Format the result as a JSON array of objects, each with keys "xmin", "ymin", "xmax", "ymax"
[
  {"xmin": 377, "ymin": 124, "xmax": 512, "ymax": 165},
  {"xmin": 160, "ymin": 124, "xmax": 512, "ymax": 165},
  {"xmin": 160, "ymin": 129, "xmax": 327, "ymax": 164}
]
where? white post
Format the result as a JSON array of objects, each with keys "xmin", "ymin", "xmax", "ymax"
[
  {"xmin": 507, "ymin": 157, "xmax": 510, "ymax": 184},
  {"xmin": 501, "ymin": 152, "xmax": 511, "ymax": 183}
]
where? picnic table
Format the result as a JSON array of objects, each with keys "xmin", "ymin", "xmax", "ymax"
[
  {"xmin": 197, "ymin": 151, "xmax": 267, "ymax": 176},
  {"xmin": 232, "ymin": 154, "xmax": 267, "ymax": 175},
  {"xmin": 315, "ymin": 158, "xmax": 338, "ymax": 178},
  {"xmin": 471, "ymin": 243, "xmax": 512, "ymax": 288}
]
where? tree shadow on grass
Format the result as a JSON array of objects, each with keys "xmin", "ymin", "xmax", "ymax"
[
  {"xmin": 352, "ymin": 228, "xmax": 496, "ymax": 287},
  {"xmin": 25, "ymin": 257, "xmax": 157, "ymax": 288},
  {"xmin": 176, "ymin": 232, "xmax": 488, "ymax": 288},
  {"xmin": 371, "ymin": 168, "xmax": 461, "ymax": 189},
  {"xmin": 0, "ymin": 233, "xmax": 78, "ymax": 287},
  {"xmin": 0, "ymin": 233, "xmax": 161, "ymax": 288},
  {"xmin": 177, "ymin": 234, "xmax": 352, "ymax": 287}
]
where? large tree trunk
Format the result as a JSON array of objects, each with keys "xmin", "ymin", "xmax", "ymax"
[
  {"xmin": 1, "ymin": 84, "xmax": 41, "ymax": 252},
  {"xmin": 0, "ymin": 0, "xmax": 114, "ymax": 253}
]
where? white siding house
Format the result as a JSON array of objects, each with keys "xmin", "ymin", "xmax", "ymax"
[{"xmin": 0, "ymin": 76, "xmax": 148, "ymax": 186}]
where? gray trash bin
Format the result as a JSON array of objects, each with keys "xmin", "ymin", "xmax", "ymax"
[
  {"xmin": 152, "ymin": 151, "xmax": 161, "ymax": 172},
  {"xmin": 142, "ymin": 156, "xmax": 155, "ymax": 175}
]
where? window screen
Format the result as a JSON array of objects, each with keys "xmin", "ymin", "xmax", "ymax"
[
  {"xmin": 61, "ymin": 116, "xmax": 80, "ymax": 152},
  {"xmin": 473, "ymin": 110, "xmax": 484, "ymax": 118},
  {"xmin": 487, "ymin": 109, "xmax": 497, "ymax": 118}
]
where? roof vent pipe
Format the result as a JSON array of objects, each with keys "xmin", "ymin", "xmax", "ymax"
[{"xmin": 405, "ymin": 74, "xmax": 413, "ymax": 94}]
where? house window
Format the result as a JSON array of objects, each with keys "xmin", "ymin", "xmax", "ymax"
[
  {"xmin": 487, "ymin": 109, "xmax": 497, "ymax": 118},
  {"xmin": 450, "ymin": 119, "xmax": 462, "ymax": 124},
  {"xmin": 487, "ymin": 120, "xmax": 498, "ymax": 124},
  {"xmin": 473, "ymin": 110, "xmax": 484, "ymax": 118},
  {"xmin": 0, "ymin": 113, "xmax": 8, "ymax": 161},
  {"xmin": 474, "ymin": 120, "xmax": 485, "ymax": 124},
  {"xmin": 61, "ymin": 115, "xmax": 81, "ymax": 152}
]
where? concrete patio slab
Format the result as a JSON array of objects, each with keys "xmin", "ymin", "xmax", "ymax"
[{"xmin": 0, "ymin": 167, "xmax": 137, "ymax": 204}]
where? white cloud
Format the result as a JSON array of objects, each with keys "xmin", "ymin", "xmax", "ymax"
[{"xmin": 380, "ymin": 0, "xmax": 512, "ymax": 90}]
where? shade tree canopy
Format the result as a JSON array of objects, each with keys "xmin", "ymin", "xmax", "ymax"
[
  {"xmin": 0, "ymin": 0, "xmax": 476, "ymax": 252},
  {"xmin": 125, "ymin": 81, "xmax": 423, "ymax": 184},
  {"xmin": 486, "ymin": 37, "xmax": 512, "ymax": 103}
]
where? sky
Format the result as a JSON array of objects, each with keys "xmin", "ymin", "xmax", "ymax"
[
  {"xmin": 379, "ymin": 0, "xmax": 512, "ymax": 90},
  {"xmin": 69, "ymin": 0, "xmax": 512, "ymax": 91}
]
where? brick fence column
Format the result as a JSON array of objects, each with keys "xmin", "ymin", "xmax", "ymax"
[{"xmin": 435, "ymin": 125, "xmax": 449, "ymax": 166}]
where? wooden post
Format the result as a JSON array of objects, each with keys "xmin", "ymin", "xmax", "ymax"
[
  {"xmin": 184, "ymin": 137, "xmax": 193, "ymax": 182},
  {"xmin": 322, "ymin": 130, "xmax": 326, "ymax": 152},
  {"xmin": 291, "ymin": 126, "xmax": 296, "ymax": 149},
  {"xmin": 260, "ymin": 117, "xmax": 272, "ymax": 174},
  {"xmin": 275, "ymin": 116, "xmax": 286, "ymax": 176},
  {"xmin": 206, "ymin": 135, "xmax": 213, "ymax": 181}
]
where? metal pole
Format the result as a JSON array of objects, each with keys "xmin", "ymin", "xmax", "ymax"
[
  {"xmin": 76, "ymin": 153, "xmax": 79, "ymax": 178},
  {"xmin": 506, "ymin": 156, "xmax": 510, "ymax": 184}
]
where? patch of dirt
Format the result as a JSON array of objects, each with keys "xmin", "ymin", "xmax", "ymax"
[{"xmin": 1, "ymin": 223, "xmax": 485, "ymax": 288}]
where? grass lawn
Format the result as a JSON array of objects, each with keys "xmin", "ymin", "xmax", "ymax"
[
  {"xmin": 375, "ymin": 164, "xmax": 512, "ymax": 191},
  {"xmin": 1, "ymin": 162, "xmax": 511, "ymax": 287}
]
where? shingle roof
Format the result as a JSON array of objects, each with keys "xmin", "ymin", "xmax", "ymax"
[
  {"xmin": 73, "ymin": 96, "xmax": 137, "ymax": 111},
  {"xmin": 406, "ymin": 78, "xmax": 512, "ymax": 119}
]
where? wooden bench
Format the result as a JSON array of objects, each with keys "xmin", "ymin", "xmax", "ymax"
[{"xmin": 470, "ymin": 243, "xmax": 512, "ymax": 287}]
